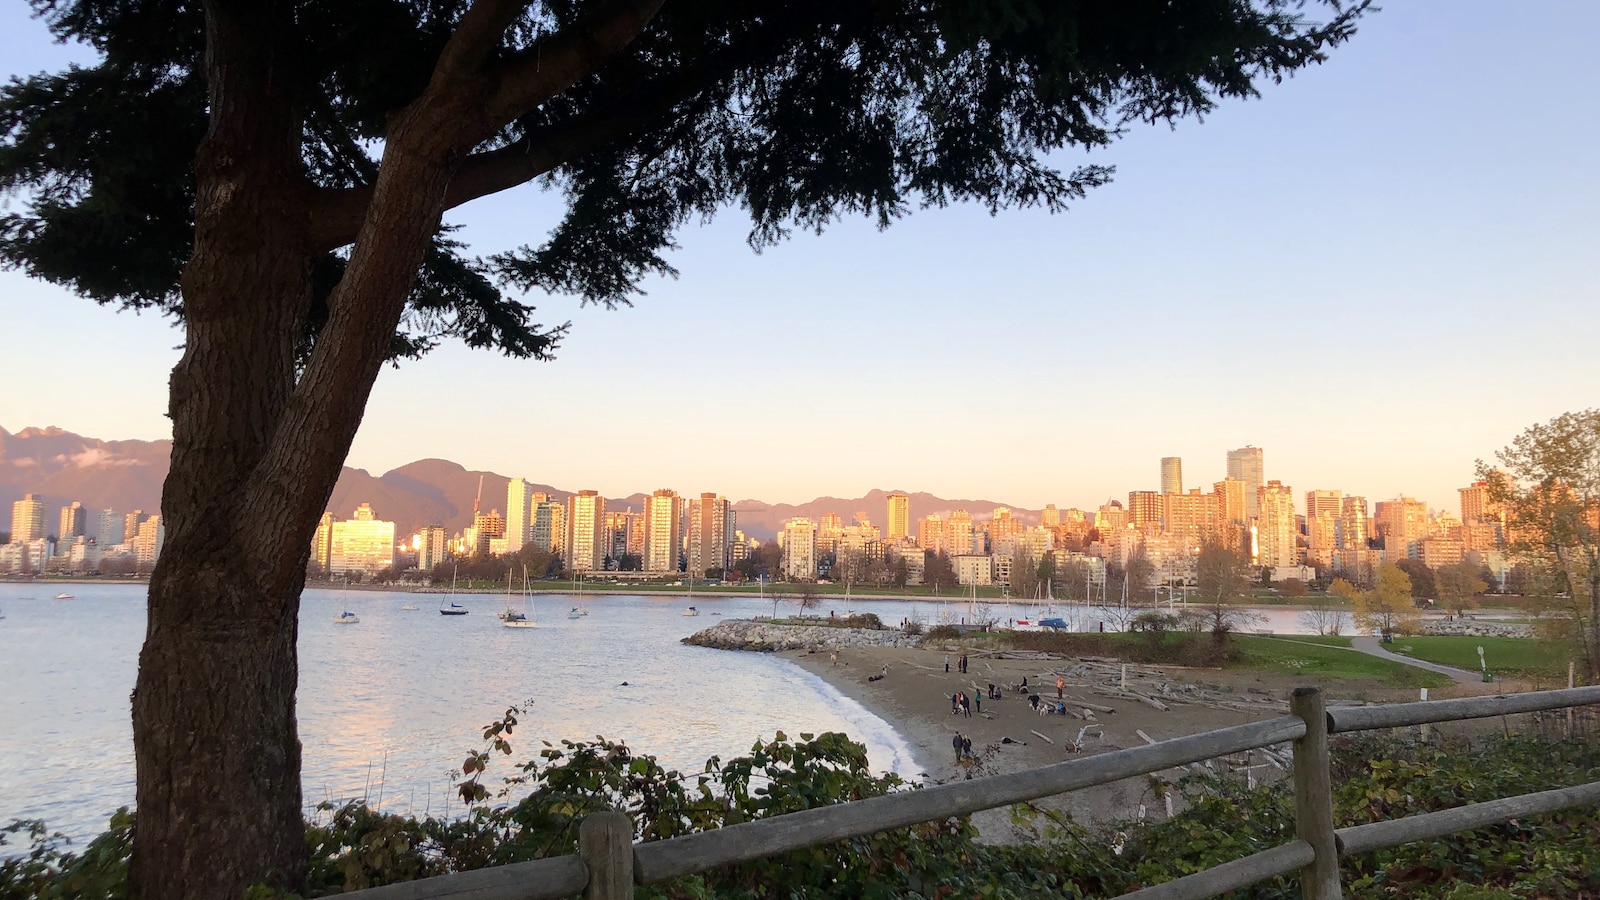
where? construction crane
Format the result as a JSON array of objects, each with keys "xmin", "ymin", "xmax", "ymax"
[{"xmin": 472, "ymin": 474, "xmax": 484, "ymax": 520}]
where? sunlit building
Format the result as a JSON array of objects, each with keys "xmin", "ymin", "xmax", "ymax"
[
  {"xmin": 417, "ymin": 524, "xmax": 448, "ymax": 571},
  {"xmin": 782, "ymin": 518, "xmax": 816, "ymax": 580},
  {"xmin": 689, "ymin": 493, "xmax": 734, "ymax": 576},
  {"xmin": 1160, "ymin": 457, "xmax": 1183, "ymax": 495},
  {"xmin": 566, "ymin": 490, "xmax": 605, "ymax": 573},
  {"xmin": 1227, "ymin": 446, "xmax": 1265, "ymax": 519},
  {"xmin": 97, "ymin": 507, "xmax": 123, "ymax": 546},
  {"xmin": 1127, "ymin": 490, "xmax": 1162, "ymax": 533},
  {"xmin": 505, "ymin": 477, "xmax": 532, "ymax": 553},
  {"xmin": 531, "ymin": 493, "xmax": 566, "ymax": 557},
  {"xmin": 886, "ymin": 492, "xmax": 910, "ymax": 541},
  {"xmin": 57, "ymin": 501, "xmax": 86, "ymax": 541},
  {"xmin": 918, "ymin": 514, "xmax": 945, "ymax": 554},
  {"xmin": 1256, "ymin": 481, "xmax": 1298, "ymax": 568},
  {"xmin": 9, "ymin": 494, "xmax": 46, "ymax": 544},
  {"xmin": 326, "ymin": 503, "xmax": 394, "ymax": 578},
  {"xmin": 643, "ymin": 489, "xmax": 682, "ymax": 574},
  {"xmin": 947, "ymin": 509, "xmax": 975, "ymax": 556}
]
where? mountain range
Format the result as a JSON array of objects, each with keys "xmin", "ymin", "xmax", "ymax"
[{"xmin": 1, "ymin": 425, "xmax": 1044, "ymax": 541}]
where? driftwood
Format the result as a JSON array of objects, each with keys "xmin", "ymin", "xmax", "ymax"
[{"xmin": 1030, "ymin": 729, "xmax": 1055, "ymax": 744}]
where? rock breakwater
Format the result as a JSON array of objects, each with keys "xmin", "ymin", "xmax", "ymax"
[
  {"xmin": 1420, "ymin": 619, "xmax": 1533, "ymax": 638},
  {"xmin": 683, "ymin": 619, "xmax": 917, "ymax": 652}
]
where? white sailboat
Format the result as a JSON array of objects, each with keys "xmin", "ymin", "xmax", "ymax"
[
  {"xmin": 333, "ymin": 610, "xmax": 359, "ymax": 624},
  {"xmin": 504, "ymin": 567, "xmax": 537, "ymax": 628},
  {"xmin": 497, "ymin": 568, "xmax": 518, "ymax": 621}
]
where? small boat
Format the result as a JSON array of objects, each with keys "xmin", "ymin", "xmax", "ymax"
[
  {"xmin": 401, "ymin": 604, "xmax": 419, "ymax": 611},
  {"xmin": 334, "ymin": 611, "xmax": 360, "ymax": 624},
  {"xmin": 504, "ymin": 568, "xmax": 537, "ymax": 628},
  {"xmin": 681, "ymin": 606, "xmax": 699, "ymax": 617},
  {"xmin": 55, "ymin": 592, "xmax": 74, "ymax": 600},
  {"xmin": 440, "ymin": 566, "xmax": 468, "ymax": 615},
  {"xmin": 567, "ymin": 606, "xmax": 582, "ymax": 620}
]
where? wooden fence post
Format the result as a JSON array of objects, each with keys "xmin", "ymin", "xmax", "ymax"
[
  {"xmin": 1291, "ymin": 687, "xmax": 1342, "ymax": 900},
  {"xmin": 580, "ymin": 811, "xmax": 634, "ymax": 900}
]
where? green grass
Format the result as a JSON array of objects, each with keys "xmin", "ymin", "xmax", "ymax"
[
  {"xmin": 1232, "ymin": 635, "xmax": 1450, "ymax": 688},
  {"xmin": 1259, "ymin": 635, "xmax": 1354, "ymax": 648},
  {"xmin": 1387, "ymin": 635, "xmax": 1569, "ymax": 682}
]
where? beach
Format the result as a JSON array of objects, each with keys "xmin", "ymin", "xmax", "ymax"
[{"xmin": 783, "ymin": 638, "xmax": 1507, "ymax": 840}]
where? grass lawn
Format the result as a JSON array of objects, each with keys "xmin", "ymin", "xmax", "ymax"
[
  {"xmin": 1262, "ymin": 635, "xmax": 1354, "ymax": 648},
  {"xmin": 1387, "ymin": 635, "xmax": 1570, "ymax": 683},
  {"xmin": 1232, "ymin": 635, "xmax": 1449, "ymax": 689}
]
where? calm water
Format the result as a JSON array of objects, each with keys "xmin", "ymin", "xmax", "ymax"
[
  {"xmin": 0, "ymin": 583, "xmax": 1324, "ymax": 847},
  {"xmin": 0, "ymin": 584, "xmax": 921, "ymax": 847}
]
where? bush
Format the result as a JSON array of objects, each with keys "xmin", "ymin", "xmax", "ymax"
[
  {"xmin": 838, "ymin": 612, "xmax": 882, "ymax": 630},
  {"xmin": 902, "ymin": 619, "xmax": 923, "ymax": 636},
  {"xmin": 926, "ymin": 624, "xmax": 961, "ymax": 640}
]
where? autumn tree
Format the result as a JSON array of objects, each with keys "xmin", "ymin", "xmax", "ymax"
[
  {"xmin": 1435, "ymin": 560, "xmax": 1487, "ymax": 618},
  {"xmin": 1481, "ymin": 410, "xmax": 1600, "ymax": 681},
  {"xmin": 0, "ymin": 1, "xmax": 1370, "ymax": 894},
  {"xmin": 1353, "ymin": 562, "xmax": 1419, "ymax": 636},
  {"xmin": 1394, "ymin": 557, "xmax": 1436, "ymax": 604}
]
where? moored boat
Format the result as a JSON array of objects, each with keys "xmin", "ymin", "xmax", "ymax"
[
  {"xmin": 334, "ymin": 611, "xmax": 360, "ymax": 624},
  {"xmin": 681, "ymin": 606, "xmax": 699, "ymax": 617}
]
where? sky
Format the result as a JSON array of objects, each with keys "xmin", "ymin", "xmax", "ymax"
[{"xmin": 2, "ymin": 2, "xmax": 1597, "ymax": 514}]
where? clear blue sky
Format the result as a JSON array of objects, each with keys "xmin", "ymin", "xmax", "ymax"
[{"xmin": 2, "ymin": 2, "xmax": 1596, "ymax": 514}]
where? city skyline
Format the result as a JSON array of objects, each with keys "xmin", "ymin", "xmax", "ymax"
[{"xmin": 2, "ymin": 2, "xmax": 1595, "ymax": 517}]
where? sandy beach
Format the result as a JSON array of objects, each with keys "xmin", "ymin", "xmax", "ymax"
[{"xmin": 784, "ymin": 640, "xmax": 1507, "ymax": 840}]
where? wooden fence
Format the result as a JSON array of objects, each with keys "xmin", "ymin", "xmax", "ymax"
[{"xmin": 347, "ymin": 684, "xmax": 1600, "ymax": 900}]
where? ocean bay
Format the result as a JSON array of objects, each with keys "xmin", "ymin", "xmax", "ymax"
[{"xmin": 0, "ymin": 583, "xmax": 917, "ymax": 847}]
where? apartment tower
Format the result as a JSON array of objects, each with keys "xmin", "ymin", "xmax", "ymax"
[
  {"xmin": 504, "ymin": 477, "xmax": 531, "ymax": 553},
  {"xmin": 9, "ymin": 494, "xmax": 46, "ymax": 543},
  {"xmin": 886, "ymin": 492, "xmax": 910, "ymax": 542},
  {"xmin": 1159, "ymin": 457, "xmax": 1183, "ymax": 495},
  {"xmin": 1226, "ymin": 446, "xmax": 1265, "ymax": 519},
  {"xmin": 566, "ymin": 490, "xmax": 605, "ymax": 573},
  {"xmin": 642, "ymin": 489, "xmax": 681, "ymax": 574}
]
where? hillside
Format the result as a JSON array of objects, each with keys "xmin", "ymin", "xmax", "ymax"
[{"xmin": 2, "ymin": 425, "xmax": 1039, "ymax": 540}]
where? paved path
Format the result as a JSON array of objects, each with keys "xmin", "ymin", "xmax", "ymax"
[{"xmin": 1350, "ymin": 635, "xmax": 1483, "ymax": 685}]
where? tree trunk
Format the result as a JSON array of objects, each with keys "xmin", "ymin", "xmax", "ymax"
[{"xmin": 130, "ymin": 2, "xmax": 319, "ymax": 895}]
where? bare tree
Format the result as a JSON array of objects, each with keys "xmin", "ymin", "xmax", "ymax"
[
  {"xmin": 1188, "ymin": 535, "xmax": 1262, "ymax": 643},
  {"xmin": 1435, "ymin": 561, "xmax": 1487, "ymax": 618}
]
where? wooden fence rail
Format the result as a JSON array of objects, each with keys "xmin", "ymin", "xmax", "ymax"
[{"xmin": 343, "ymin": 684, "xmax": 1600, "ymax": 900}]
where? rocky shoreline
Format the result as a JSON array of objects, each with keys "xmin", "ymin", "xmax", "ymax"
[
  {"xmin": 1420, "ymin": 619, "xmax": 1533, "ymax": 638},
  {"xmin": 682, "ymin": 619, "xmax": 918, "ymax": 652}
]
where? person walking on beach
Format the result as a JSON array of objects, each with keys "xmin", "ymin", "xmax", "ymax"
[
  {"xmin": 944, "ymin": 654, "xmax": 949, "ymax": 673},
  {"xmin": 1056, "ymin": 675, "xmax": 1065, "ymax": 699},
  {"xmin": 962, "ymin": 736, "xmax": 973, "ymax": 759},
  {"xmin": 952, "ymin": 732, "xmax": 964, "ymax": 763},
  {"xmin": 951, "ymin": 692, "xmax": 959, "ymax": 715},
  {"xmin": 974, "ymin": 692, "xmax": 982, "ymax": 715}
]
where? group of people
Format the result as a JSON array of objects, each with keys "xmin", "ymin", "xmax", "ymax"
[
  {"xmin": 950, "ymin": 690, "xmax": 981, "ymax": 717},
  {"xmin": 944, "ymin": 653, "xmax": 969, "ymax": 673},
  {"xmin": 951, "ymin": 731, "xmax": 974, "ymax": 762}
]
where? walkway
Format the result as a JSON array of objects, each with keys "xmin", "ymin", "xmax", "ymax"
[{"xmin": 1350, "ymin": 635, "xmax": 1483, "ymax": 685}]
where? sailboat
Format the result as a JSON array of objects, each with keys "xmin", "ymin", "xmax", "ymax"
[
  {"xmin": 504, "ymin": 567, "xmax": 537, "ymax": 628},
  {"xmin": 333, "ymin": 610, "xmax": 360, "ymax": 624},
  {"xmin": 439, "ymin": 566, "xmax": 468, "ymax": 615},
  {"xmin": 681, "ymin": 572, "xmax": 699, "ymax": 616},
  {"xmin": 497, "ymin": 568, "xmax": 518, "ymax": 621}
]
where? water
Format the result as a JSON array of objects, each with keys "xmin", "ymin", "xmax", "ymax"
[{"xmin": 0, "ymin": 584, "xmax": 919, "ymax": 847}]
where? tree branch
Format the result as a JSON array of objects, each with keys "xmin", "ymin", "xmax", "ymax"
[
  {"xmin": 307, "ymin": 10, "xmax": 814, "ymax": 250},
  {"xmin": 485, "ymin": 0, "xmax": 667, "ymax": 126}
]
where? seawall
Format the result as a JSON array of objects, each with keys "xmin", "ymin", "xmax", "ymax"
[{"xmin": 682, "ymin": 619, "xmax": 918, "ymax": 652}]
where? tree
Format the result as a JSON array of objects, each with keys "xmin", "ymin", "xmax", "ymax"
[
  {"xmin": 0, "ymin": 2, "xmax": 1370, "ymax": 894},
  {"xmin": 1353, "ymin": 563, "xmax": 1419, "ymax": 636},
  {"xmin": 1124, "ymin": 549, "xmax": 1156, "ymax": 606},
  {"xmin": 1393, "ymin": 558, "xmax": 1436, "ymax": 604},
  {"xmin": 925, "ymin": 550, "xmax": 959, "ymax": 593},
  {"xmin": 1435, "ymin": 560, "xmax": 1487, "ymax": 618},
  {"xmin": 1480, "ymin": 410, "xmax": 1600, "ymax": 681},
  {"xmin": 1189, "ymin": 535, "xmax": 1261, "ymax": 643},
  {"xmin": 1276, "ymin": 577, "xmax": 1308, "ymax": 598},
  {"xmin": 1009, "ymin": 547, "xmax": 1041, "ymax": 601}
]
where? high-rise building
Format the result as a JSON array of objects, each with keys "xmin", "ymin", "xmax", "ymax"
[
  {"xmin": 124, "ymin": 510, "xmax": 149, "ymax": 546},
  {"xmin": 642, "ymin": 489, "xmax": 682, "ymax": 573},
  {"xmin": 1041, "ymin": 504, "xmax": 1061, "ymax": 528},
  {"xmin": 312, "ymin": 511, "xmax": 335, "ymax": 572},
  {"xmin": 97, "ymin": 507, "xmax": 123, "ymax": 546},
  {"xmin": 1459, "ymin": 479, "xmax": 1505, "ymax": 528},
  {"xmin": 472, "ymin": 509, "xmax": 505, "ymax": 556},
  {"xmin": 1095, "ymin": 500, "xmax": 1126, "ymax": 534},
  {"xmin": 326, "ymin": 503, "xmax": 395, "ymax": 577},
  {"xmin": 886, "ymin": 492, "xmax": 910, "ymax": 541},
  {"xmin": 918, "ymin": 514, "xmax": 945, "ymax": 554},
  {"xmin": 57, "ymin": 501, "xmax": 86, "ymax": 541},
  {"xmin": 1374, "ymin": 496, "xmax": 1428, "ymax": 560},
  {"xmin": 10, "ymin": 494, "xmax": 46, "ymax": 543},
  {"xmin": 602, "ymin": 510, "xmax": 634, "ymax": 563},
  {"xmin": 566, "ymin": 490, "xmax": 605, "ymax": 573},
  {"xmin": 1127, "ymin": 490, "xmax": 1162, "ymax": 533},
  {"xmin": 530, "ymin": 493, "xmax": 566, "ymax": 556},
  {"xmin": 505, "ymin": 478, "xmax": 531, "ymax": 554},
  {"xmin": 417, "ymin": 524, "xmax": 448, "ymax": 571},
  {"xmin": 1256, "ymin": 480, "xmax": 1298, "ymax": 568},
  {"xmin": 1162, "ymin": 489, "xmax": 1217, "ymax": 545},
  {"xmin": 1340, "ymin": 496, "xmax": 1369, "ymax": 550},
  {"xmin": 817, "ymin": 512, "xmax": 843, "ymax": 556},
  {"xmin": 689, "ymin": 493, "xmax": 733, "ymax": 576},
  {"xmin": 1304, "ymin": 489, "xmax": 1343, "ymax": 564},
  {"xmin": 1160, "ymin": 457, "xmax": 1183, "ymax": 495},
  {"xmin": 947, "ymin": 509, "xmax": 974, "ymax": 556},
  {"xmin": 134, "ymin": 515, "xmax": 166, "ymax": 571},
  {"xmin": 1227, "ymin": 446, "xmax": 1265, "ymax": 519},
  {"xmin": 782, "ymin": 518, "xmax": 816, "ymax": 580}
]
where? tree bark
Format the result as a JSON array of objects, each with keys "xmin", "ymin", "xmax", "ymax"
[{"xmin": 130, "ymin": 2, "xmax": 318, "ymax": 897}]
